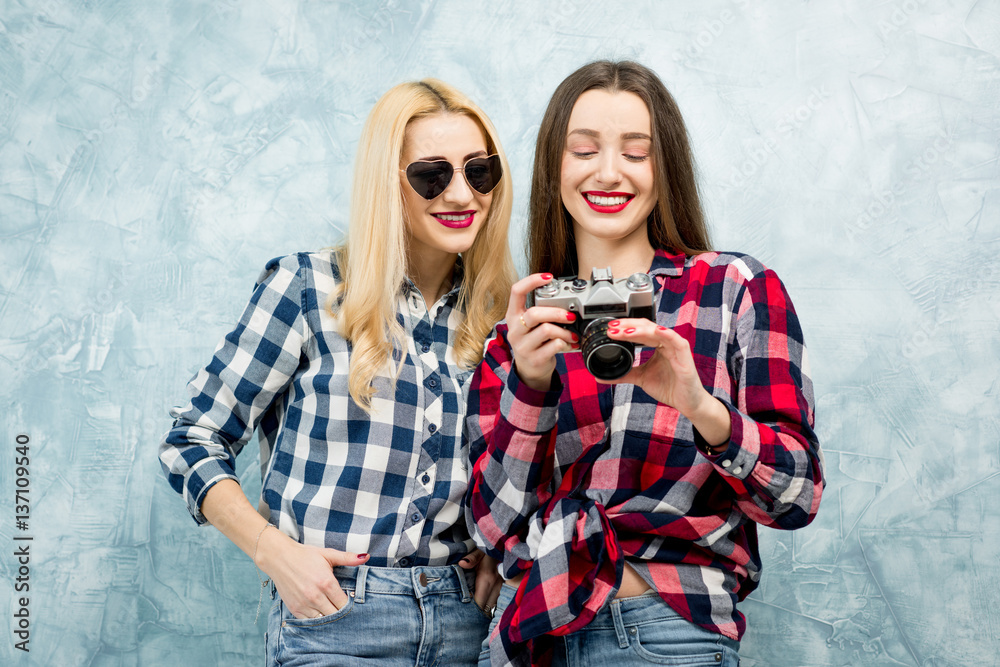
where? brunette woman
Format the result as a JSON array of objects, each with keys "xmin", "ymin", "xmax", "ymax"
[
  {"xmin": 467, "ymin": 61, "xmax": 823, "ymax": 666},
  {"xmin": 161, "ymin": 79, "xmax": 515, "ymax": 666}
]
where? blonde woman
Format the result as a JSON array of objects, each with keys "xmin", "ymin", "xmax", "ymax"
[{"xmin": 160, "ymin": 79, "xmax": 515, "ymax": 666}]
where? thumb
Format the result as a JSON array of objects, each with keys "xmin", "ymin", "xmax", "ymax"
[{"xmin": 322, "ymin": 549, "xmax": 371, "ymax": 567}]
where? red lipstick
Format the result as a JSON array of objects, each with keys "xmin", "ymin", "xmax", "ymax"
[
  {"xmin": 432, "ymin": 210, "xmax": 476, "ymax": 228},
  {"xmin": 582, "ymin": 191, "xmax": 634, "ymax": 214}
]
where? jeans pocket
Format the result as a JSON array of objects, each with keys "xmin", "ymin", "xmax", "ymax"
[
  {"xmin": 281, "ymin": 594, "xmax": 355, "ymax": 628},
  {"xmin": 275, "ymin": 595, "xmax": 356, "ymax": 665},
  {"xmin": 631, "ymin": 620, "xmax": 738, "ymax": 665}
]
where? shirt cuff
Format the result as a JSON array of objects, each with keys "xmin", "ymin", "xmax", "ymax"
[
  {"xmin": 693, "ymin": 399, "xmax": 760, "ymax": 480},
  {"xmin": 499, "ymin": 366, "xmax": 563, "ymax": 433},
  {"xmin": 187, "ymin": 459, "xmax": 241, "ymax": 525}
]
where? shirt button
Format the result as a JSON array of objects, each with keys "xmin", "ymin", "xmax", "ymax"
[
  {"xmin": 428, "ymin": 378, "xmax": 437, "ymax": 388},
  {"xmin": 399, "ymin": 557, "xmax": 410, "ymax": 567},
  {"xmin": 421, "ymin": 343, "xmax": 430, "ymax": 353},
  {"xmin": 721, "ymin": 459, "xmax": 732, "ymax": 468},
  {"xmin": 732, "ymin": 466, "xmax": 743, "ymax": 475},
  {"xmin": 421, "ymin": 474, "xmax": 430, "ymax": 484},
  {"xmin": 428, "ymin": 424, "xmax": 437, "ymax": 433},
  {"xmin": 411, "ymin": 512, "xmax": 420, "ymax": 522}
]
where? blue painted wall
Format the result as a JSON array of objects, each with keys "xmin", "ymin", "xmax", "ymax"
[{"xmin": 1, "ymin": 1, "xmax": 998, "ymax": 665}]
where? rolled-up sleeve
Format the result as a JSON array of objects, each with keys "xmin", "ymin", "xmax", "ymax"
[{"xmin": 158, "ymin": 255, "xmax": 306, "ymax": 523}]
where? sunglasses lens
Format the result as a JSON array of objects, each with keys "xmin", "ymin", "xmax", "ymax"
[
  {"xmin": 406, "ymin": 161, "xmax": 454, "ymax": 199},
  {"xmin": 404, "ymin": 155, "xmax": 502, "ymax": 199},
  {"xmin": 464, "ymin": 155, "xmax": 502, "ymax": 195}
]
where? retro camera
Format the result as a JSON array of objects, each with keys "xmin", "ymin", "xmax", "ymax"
[{"xmin": 527, "ymin": 267, "xmax": 655, "ymax": 380}]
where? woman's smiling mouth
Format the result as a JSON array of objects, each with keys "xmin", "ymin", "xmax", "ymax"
[
  {"xmin": 432, "ymin": 210, "xmax": 476, "ymax": 228},
  {"xmin": 583, "ymin": 191, "xmax": 634, "ymax": 213}
]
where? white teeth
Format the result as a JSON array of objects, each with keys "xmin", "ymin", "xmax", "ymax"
[
  {"xmin": 437, "ymin": 213, "xmax": 471, "ymax": 221},
  {"xmin": 586, "ymin": 194, "xmax": 630, "ymax": 206}
]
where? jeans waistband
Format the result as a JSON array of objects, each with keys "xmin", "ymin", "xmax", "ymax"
[{"xmin": 332, "ymin": 564, "xmax": 474, "ymax": 604}]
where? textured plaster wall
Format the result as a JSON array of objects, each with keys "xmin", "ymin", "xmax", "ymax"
[{"xmin": 1, "ymin": 1, "xmax": 998, "ymax": 665}]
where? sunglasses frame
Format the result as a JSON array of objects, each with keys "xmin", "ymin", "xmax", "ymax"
[{"xmin": 400, "ymin": 154, "xmax": 503, "ymax": 200}]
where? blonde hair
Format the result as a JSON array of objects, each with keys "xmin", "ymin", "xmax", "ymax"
[{"xmin": 330, "ymin": 79, "xmax": 515, "ymax": 409}]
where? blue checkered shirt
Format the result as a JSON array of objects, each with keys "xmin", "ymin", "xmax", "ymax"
[{"xmin": 159, "ymin": 251, "xmax": 477, "ymax": 567}]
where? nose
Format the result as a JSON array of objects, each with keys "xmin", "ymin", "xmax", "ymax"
[
  {"xmin": 441, "ymin": 166, "xmax": 475, "ymax": 206},
  {"xmin": 595, "ymin": 151, "xmax": 622, "ymax": 186}
]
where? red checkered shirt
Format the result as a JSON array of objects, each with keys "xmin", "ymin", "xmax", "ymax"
[{"xmin": 466, "ymin": 249, "xmax": 824, "ymax": 666}]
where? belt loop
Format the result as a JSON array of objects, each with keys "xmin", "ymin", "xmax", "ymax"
[
  {"xmin": 611, "ymin": 601, "xmax": 629, "ymax": 649},
  {"xmin": 354, "ymin": 565, "xmax": 368, "ymax": 604},
  {"xmin": 452, "ymin": 564, "xmax": 473, "ymax": 603}
]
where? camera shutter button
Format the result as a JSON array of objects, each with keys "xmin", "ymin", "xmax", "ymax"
[
  {"xmin": 626, "ymin": 273, "xmax": 651, "ymax": 291},
  {"xmin": 536, "ymin": 282, "xmax": 560, "ymax": 297}
]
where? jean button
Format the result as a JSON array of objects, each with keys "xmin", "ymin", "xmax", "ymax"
[{"xmin": 419, "ymin": 572, "xmax": 428, "ymax": 586}]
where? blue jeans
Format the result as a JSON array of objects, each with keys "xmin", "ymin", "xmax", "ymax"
[
  {"xmin": 479, "ymin": 585, "xmax": 740, "ymax": 666},
  {"xmin": 267, "ymin": 563, "xmax": 491, "ymax": 666}
]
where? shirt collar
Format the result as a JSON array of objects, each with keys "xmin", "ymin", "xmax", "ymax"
[{"xmin": 647, "ymin": 248, "xmax": 688, "ymax": 279}]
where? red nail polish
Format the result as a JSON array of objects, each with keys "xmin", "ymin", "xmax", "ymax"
[
  {"xmin": 541, "ymin": 273, "xmax": 553, "ymax": 280},
  {"xmin": 358, "ymin": 553, "xmax": 369, "ymax": 559},
  {"xmin": 608, "ymin": 329, "xmax": 618, "ymax": 335},
  {"xmin": 566, "ymin": 312, "xmax": 576, "ymax": 321},
  {"xmin": 657, "ymin": 326, "xmax": 667, "ymax": 330},
  {"xmin": 609, "ymin": 320, "xmax": 620, "ymax": 326},
  {"xmin": 571, "ymin": 333, "xmax": 579, "ymax": 342},
  {"xmin": 625, "ymin": 328, "xmax": 635, "ymax": 334}
]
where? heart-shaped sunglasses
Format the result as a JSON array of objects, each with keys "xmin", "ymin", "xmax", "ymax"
[{"xmin": 401, "ymin": 155, "xmax": 503, "ymax": 200}]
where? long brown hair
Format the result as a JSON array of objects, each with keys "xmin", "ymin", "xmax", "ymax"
[{"xmin": 527, "ymin": 60, "xmax": 711, "ymax": 277}]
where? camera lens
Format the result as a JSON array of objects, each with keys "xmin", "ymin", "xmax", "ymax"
[{"xmin": 580, "ymin": 318, "xmax": 635, "ymax": 380}]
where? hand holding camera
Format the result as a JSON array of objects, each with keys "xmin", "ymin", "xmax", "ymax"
[
  {"xmin": 507, "ymin": 267, "xmax": 730, "ymax": 444},
  {"xmin": 527, "ymin": 267, "xmax": 655, "ymax": 380}
]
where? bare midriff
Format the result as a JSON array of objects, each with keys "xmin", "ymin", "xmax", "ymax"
[{"xmin": 505, "ymin": 561, "xmax": 652, "ymax": 598}]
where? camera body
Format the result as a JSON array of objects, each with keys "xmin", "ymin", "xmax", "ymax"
[{"xmin": 527, "ymin": 267, "xmax": 655, "ymax": 380}]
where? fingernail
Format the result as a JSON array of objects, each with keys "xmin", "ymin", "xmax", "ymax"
[
  {"xmin": 571, "ymin": 333, "xmax": 579, "ymax": 342},
  {"xmin": 566, "ymin": 312, "xmax": 576, "ymax": 321},
  {"xmin": 657, "ymin": 326, "xmax": 667, "ymax": 330},
  {"xmin": 625, "ymin": 328, "xmax": 635, "ymax": 334},
  {"xmin": 460, "ymin": 558, "xmax": 471, "ymax": 564},
  {"xmin": 541, "ymin": 273, "xmax": 553, "ymax": 280},
  {"xmin": 358, "ymin": 553, "xmax": 369, "ymax": 559},
  {"xmin": 608, "ymin": 329, "xmax": 618, "ymax": 335},
  {"xmin": 609, "ymin": 320, "xmax": 620, "ymax": 326}
]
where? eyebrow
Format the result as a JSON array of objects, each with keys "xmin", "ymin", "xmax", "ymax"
[
  {"xmin": 413, "ymin": 149, "xmax": 488, "ymax": 162},
  {"xmin": 568, "ymin": 128, "xmax": 652, "ymax": 141}
]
